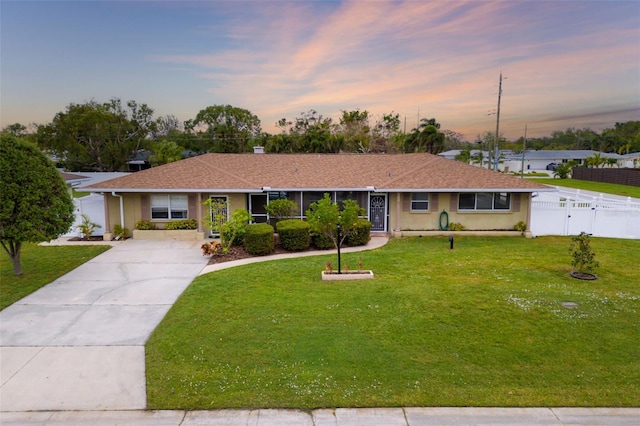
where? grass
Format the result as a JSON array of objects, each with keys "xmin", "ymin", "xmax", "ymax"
[
  {"xmin": 527, "ymin": 178, "xmax": 640, "ymax": 199},
  {"xmin": 146, "ymin": 236, "xmax": 640, "ymax": 409},
  {"xmin": 0, "ymin": 243, "xmax": 110, "ymax": 310}
]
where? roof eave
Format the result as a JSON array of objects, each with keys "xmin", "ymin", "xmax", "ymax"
[{"xmin": 82, "ymin": 188, "xmax": 263, "ymax": 193}]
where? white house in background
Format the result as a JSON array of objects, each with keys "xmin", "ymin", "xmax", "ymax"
[
  {"xmin": 620, "ymin": 152, "xmax": 640, "ymax": 168},
  {"xmin": 503, "ymin": 150, "xmax": 623, "ymax": 172},
  {"xmin": 440, "ymin": 150, "xmax": 627, "ymax": 172}
]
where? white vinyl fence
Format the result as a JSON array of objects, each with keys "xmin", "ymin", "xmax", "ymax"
[
  {"xmin": 63, "ymin": 193, "xmax": 106, "ymax": 237},
  {"xmin": 530, "ymin": 190, "xmax": 640, "ymax": 239}
]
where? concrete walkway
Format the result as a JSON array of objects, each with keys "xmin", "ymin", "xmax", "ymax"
[{"xmin": 2, "ymin": 237, "xmax": 638, "ymax": 424}]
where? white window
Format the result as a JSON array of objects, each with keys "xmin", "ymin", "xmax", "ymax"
[
  {"xmin": 411, "ymin": 193, "xmax": 430, "ymax": 211},
  {"xmin": 459, "ymin": 192, "xmax": 511, "ymax": 211},
  {"xmin": 151, "ymin": 195, "xmax": 188, "ymax": 219}
]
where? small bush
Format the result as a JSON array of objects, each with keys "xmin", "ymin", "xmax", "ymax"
[
  {"xmin": 76, "ymin": 214, "xmax": 101, "ymax": 239},
  {"xmin": 514, "ymin": 221, "xmax": 527, "ymax": 235},
  {"xmin": 277, "ymin": 219, "xmax": 310, "ymax": 251},
  {"xmin": 135, "ymin": 220, "xmax": 156, "ymax": 230},
  {"xmin": 201, "ymin": 241, "xmax": 222, "ymax": 256},
  {"xmin": 449, "ymin": 222, "xmax": 466, "ymax": 231},
  {"xmin": 165, "ymin": 219, "xmax": 197, "ymax": 230},
  {"xmin": 312, "ymin": 233, "xmax": 334, "ymax": 250},
  {"xmin": 113, "ymin": 224, "xmax": 129, "ymax": 239},
  {"xmin": 245, "ymin": 223, "xmax": 275, "ymax": 255},
  {"xmin": 345, "ymin": 219, "xmax": 371, "ymax": 246},
  {"xmin": 265, "ymin": 198, "xmax": 299, "ymax": 220}
]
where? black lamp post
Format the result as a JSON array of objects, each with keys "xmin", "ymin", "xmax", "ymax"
[{"xmin": 336, "ymin": 222, "xmax": 342, "ymax": 274}]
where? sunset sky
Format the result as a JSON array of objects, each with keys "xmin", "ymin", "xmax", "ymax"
[{"xmin": 2, "ymin": 0, "xmax": 638, "ymax": 141}]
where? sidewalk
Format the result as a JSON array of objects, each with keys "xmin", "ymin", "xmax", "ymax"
[{"xmin": 2, "ymin": 407, "xmax": 639, "ymax": 425}]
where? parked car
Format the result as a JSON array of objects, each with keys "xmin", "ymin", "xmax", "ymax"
[{"xmin": 546, "ymin": 162, "xmax": 558, "ymax": 171}]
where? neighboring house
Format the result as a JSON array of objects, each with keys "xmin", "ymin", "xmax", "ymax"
[
  {"xmin": 620, "ymin": 152, "xmax": 640, "ymax": 169},
  {"xmin": 60, "ymin": 171, "xmax": 131, "ymax": 237},
  {"xmin": 441, "ymin": 150, "xmax": 627, "ymax": 172},
  {"xmin": 502, "ymin": 150, "xmax": 623, "ymax": 172},
  {"xmin": 82, "ymin": 153, "xmax": 553, "ymax": 238}
]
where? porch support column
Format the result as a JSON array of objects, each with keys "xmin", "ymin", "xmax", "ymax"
[
  {"xmin": 394, "ymin": 192, "xmax": 401, "ymax": 232},
  {"xmin": 197, "ymin": 192, "xmax": 203, "ymax": 232},
  {"xmin": 102, "ymin": 193, "xmax": 111, "ymax": 238}
]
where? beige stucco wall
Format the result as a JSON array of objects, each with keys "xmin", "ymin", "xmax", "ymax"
[
  {"xmin": 102, "ymin": 191, "xmax": 531, "ymax": 237},
  {"xmin": 388, "ymin": 192, "xmax": 530, "ymax": 232},
  {"xmin": 102, "ymin": 192, "xmax": 249, "ymax": 236}
]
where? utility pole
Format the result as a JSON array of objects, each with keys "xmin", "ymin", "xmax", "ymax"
[
  {"xmin": 521, "ymin": 124, "xmax": 527, "ymax": 178},
  {"xmin": 494, "ymin": 72, "xmax": 503, "ymax": 172}
]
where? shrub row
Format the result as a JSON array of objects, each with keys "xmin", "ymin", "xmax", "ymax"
[
  {"xmin": 135, "ymin": 219, "xmax": 198, "ymax": 230},
  {"xmin": 241, "ymin": 219, "xmax": 372, "ymax": 255},
  {"xmin": 165, "ymin": 219, "xmax": 198, "ymax": 230}
]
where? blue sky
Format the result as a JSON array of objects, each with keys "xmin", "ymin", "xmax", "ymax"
[{"xmin": 2, "ymin": 0, "xmax": 639, "ymax": 140}]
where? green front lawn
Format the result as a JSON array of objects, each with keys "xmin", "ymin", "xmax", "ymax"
[
  {"xmin": 0, "ymin": 243, "xmax": 110, "ymax": 310},
  {"xmin": 528, "ymin": 178, "xmax": 640, "ymax": 199},
  {"xmin": 146, "ymin": 236, "xmax": 640, "ymax": 409}
]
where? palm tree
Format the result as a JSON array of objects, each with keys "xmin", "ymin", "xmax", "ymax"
[
  {"xmin": 404, "ymin": 118, "xmax": 445, "ymax": 154},
  {"xmin": 454, "ymin": 148, "xmax": 472, "ymax": 163},
  {"xmin": 604, "ymin": 157, "xmax": 618, "ymax": 168},
  {"xmin": 149, "ymin": 141, "xmax": 184, "ymax": 166},
  {"xmin": 585, "ymin": 153, "xmax": 605, "ymax": 168}
]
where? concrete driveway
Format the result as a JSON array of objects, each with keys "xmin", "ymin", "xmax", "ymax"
[{"xmin": 0, "ymin": 239, "xmax": 211, "ymax": 411}]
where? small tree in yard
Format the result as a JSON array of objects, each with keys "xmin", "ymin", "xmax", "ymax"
[
  {"xmin": 305, "ymin": 193, "xmax": 364, "ymax": 272},
  {"xmin": 570, "ymin": 232, "xmax": 599, "ymax": 275},
  {"xmin": 0, "ymin": 134, "xmax": 75, "ymax": 275},
  {"xmin": 202, "ymin": 198, "xmax": 252, "ymax": 253}
]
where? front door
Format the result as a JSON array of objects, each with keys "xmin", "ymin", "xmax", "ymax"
[
  {"xmin": 369, "ymin": 194, "xmax": 387, "ymax": 232},
  {"xmin": 209, "ymin": 195, "xmax": 228, "ymax": 236}
]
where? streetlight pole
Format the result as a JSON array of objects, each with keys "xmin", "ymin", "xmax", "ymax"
[
  {"xmin": 494, "ymin": 72, "xmax": 503, "ymax": 172},
  {"xmin": 521, "ymin": 124, "xmax": 527, "ymax": 178}
]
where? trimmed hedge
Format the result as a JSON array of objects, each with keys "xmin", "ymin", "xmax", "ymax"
[
  {"xmin": 165, "ymin": 219, "xmax": 198, "ymax": 230},
  {"xmin": 345, "ymin": 219, "xmax": 371, "ymax": 246},
  {"xmin": 276, "ymin": 219, "xmax": 310, "ymax": 251},
  {"xmin": 135, "ymin": 219, "xmax": 156, "ymax": 230},
  {"xmin": 244, "ymin": 223, "xmax": 275, "ymax": 255}
]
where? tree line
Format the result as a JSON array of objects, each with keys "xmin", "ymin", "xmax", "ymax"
[{"xmin": 2, "ymin": 98, "xmax": 638, "ymax": 172}]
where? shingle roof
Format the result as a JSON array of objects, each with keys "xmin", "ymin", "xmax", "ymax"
[{"xmin": 83, "ymin": 153, "xmax": 551, "ymax": 193}]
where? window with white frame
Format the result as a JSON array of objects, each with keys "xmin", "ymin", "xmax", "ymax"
[
  {"xmin": 151, "ymin": 195, "xmax": 188, "ymax": 219},
  {"xmin": 411, "ymin": 193, "xmax": 430, "ymax": 211},
  {"xmin": 458, "ymin": 192, "xmax": 510, "ymax": 211}
]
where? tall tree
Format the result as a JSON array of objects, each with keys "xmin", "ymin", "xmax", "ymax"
[
  {"xmin": 36, "ymin": 98, "xmax": 156, "ymax": 171},
  {"xmin": 187, "ymin": 105, "xmax": 261, "ymax": 153},
  {"xmin": 275, "ymin": 110, "xmax": 343, "ymax": 153},
  {"xmin": 370, "ymin": 112, "xmax": 402, "ymax": 152},
  {"xmin": 0, "ymin": 135, "xmax": 75, "ymax": 275},
  {"xmin": 339, "ymin": 109, "xmax": 371, "ymax": 152}
]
